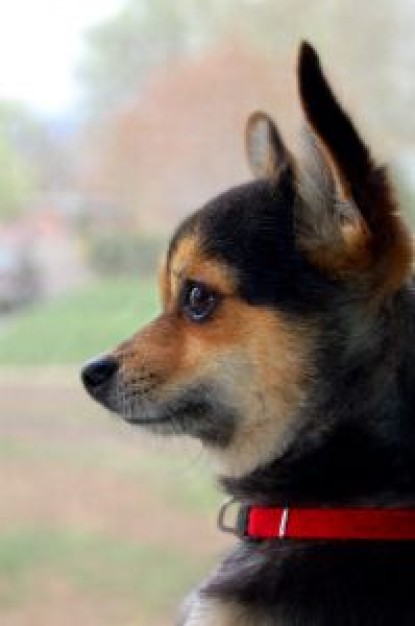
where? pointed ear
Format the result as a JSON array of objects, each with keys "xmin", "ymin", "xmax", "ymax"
[
  {"xmin": 245, "ymin": 111, "xmax": 291, "ymax": 178},
  {"xmin": 297, "ymin": 42, "xmax": 412, "ymax": 296}
]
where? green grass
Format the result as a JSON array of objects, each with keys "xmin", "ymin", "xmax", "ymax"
[
  {"xmin": 0, "ymin": 528, "xmax": 208, "ymax": 617},
  {"xmin": 0, "ymin": 278, "xmax": 159, "ymax": 366},
  {"xmin": 0, "ymin": 278, "xmax": 220, "ymax": 622}
]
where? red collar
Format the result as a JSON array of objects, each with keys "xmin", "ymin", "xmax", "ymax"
[{"xmin": 218, "ymin": 499, "xmax": 415, "ymax": 541}]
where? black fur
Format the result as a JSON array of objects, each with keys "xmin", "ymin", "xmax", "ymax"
[
  {"xmin": 221, "ymin": 283, "xmax": 415, "ymax": 507},
  {"xmin": 191, "ymin": 222, "xmax": 415, "ymax": 625},
  {"xmin": 175, "ymin": 46, "xmax": 414, "ymax": 626},
  {"xmin": 83, "ymin": 42, "xmax": 415, "ymax": 625},
  {"xmin": 168, "ymin": 143, "xmax": 415, "ymax": 624},
  {"xmin": 168, "ymin": 171, "xmax": 415, "ymax": 624},
  {"xmin": 205, "ymin": 540, "xmax": 415, "ymax": 625},
  {"xmin": 169, "ymin": 173, "xmax": 336, "ymax": 315}
]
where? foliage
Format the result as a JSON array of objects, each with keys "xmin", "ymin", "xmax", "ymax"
[
  {"xmin": 0, "ymin": 105, "xmax": 38, "ymax": 221},
  {"xmin": 79, "ymin": 0, "xmax": 409, "ymax": 128},
  {"xmin": 78, "ymin": 0, "xmax": 415, "ymax": 236},
  {"xmin": 0, "ymin": 101, "xmax": 74, "ymax": 222},
  {"xmin": 80, "ymin": 0, "xmax": 309, "ymax": 113},
  {"xmin": 80, "ymin": 0, "xmax": 192, "ymax": 112},
  {"xmin": 87, "ymin": 232, "xmax": 166, "ymax": 277}
]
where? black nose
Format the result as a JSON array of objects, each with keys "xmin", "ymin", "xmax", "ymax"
[{"xmin": 81, "ymin": 355, "xmax": 119, "ymax": 393}]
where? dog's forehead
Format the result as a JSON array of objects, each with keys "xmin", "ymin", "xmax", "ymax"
[
  {"xmin": 164, "ymin": 177, "xmax": 302, "ymax": 307},
  {"xmin": 167, "ymin": 232, "xmax": 237, "ymax": 296}
]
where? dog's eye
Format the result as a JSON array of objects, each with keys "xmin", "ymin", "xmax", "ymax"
[{"xmin": 181, "ymin": 282, "xmax": 219, "ymax": 323}]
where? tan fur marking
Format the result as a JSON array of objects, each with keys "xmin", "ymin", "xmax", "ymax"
[
  {"xmin": 116, "ymin": 232, "xmax": 313, "ymax": 477},
  {"xmin": 158, "ymin": 254, "xmax": 170, "ymax": 308},
  {"xmin": 200, "ymin": 308, "xmax": 312, "ymax": 477},
  {"xmin": 302, "ymin": 213, "xmax": 413, "ymax": 301},
  {"xmin": 371, "ymin": 214, "xmax": 414, "ymax": 300},
  {"xmin": 301, "ymin": 219, "xmax": 373, "ymax": 277},
  {"xmin": 297, "ymin": 144, "xmax": 413, "ymax": 299},
  {"xmin": 114, "ymin": 315, "xmax": 183, "ymax": 399},
  {"xmin": 170, "ymin": 234, "xmax": 237, "ymax": 300}
]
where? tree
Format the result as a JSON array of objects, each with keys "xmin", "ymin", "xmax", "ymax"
[
  {"xmin": 0, "ymin": 105, "xmax": 38, "ymax": 221},
  {"xmin": 79, "ymin": 0, "xmax": 415, "ymax": 151},
  {"xmin": 80, "ymin": 0, "xmax": 194, "ymax": 113},
  {"xmin": 79, "ymin": 0, "xmax": 301, "ymax": 114}
]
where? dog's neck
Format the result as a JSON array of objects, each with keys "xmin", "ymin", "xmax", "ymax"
[{"xmin": 221, "ymin": 284, "xmax": 415, "ymax": 508}]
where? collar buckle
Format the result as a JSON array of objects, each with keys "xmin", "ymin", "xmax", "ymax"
[{"xmin": 217, "ymin": 497, "xmax": 250, "ymax": 538}]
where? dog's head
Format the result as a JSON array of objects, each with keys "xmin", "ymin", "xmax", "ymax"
[{"xmin": 82, "ymin": 43, "xmax": 413, "ymax": 479}]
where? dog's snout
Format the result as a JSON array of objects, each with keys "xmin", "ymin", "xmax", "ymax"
[{"xmin": 81, "ymin": 355, "xmax": 119, "ymax": 394}]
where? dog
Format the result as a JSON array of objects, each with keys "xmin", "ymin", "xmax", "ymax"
[{"xmin": 81, "ymin": 42, "xmax": 415, "ymax": 625}]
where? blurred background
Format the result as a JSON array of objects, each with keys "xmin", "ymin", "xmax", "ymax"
[{"xmin": 0, "ymin": 1, "xmax": 414, "ymax": 624}]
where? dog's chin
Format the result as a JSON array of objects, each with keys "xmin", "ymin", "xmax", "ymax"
[
  {"xmin": 115, "ymin": 399, "xmax": 193, "ymax": 438},
  {"xmin": 96, "ymin": 381, "xmax": 237, "ymax": 447}
]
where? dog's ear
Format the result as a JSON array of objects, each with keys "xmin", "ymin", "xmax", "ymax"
[
  {"xmin": 245, "ymin": 111, "xmax": 291, "ymax": 178},
  {"xmin": 297, "ymin": 42, "xmax": 412, "ymax": 296}
]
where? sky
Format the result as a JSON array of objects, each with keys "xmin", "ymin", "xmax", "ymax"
[{"xmin": 0, "ymin": 0, "xmax": 124, "ymax": 114}]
